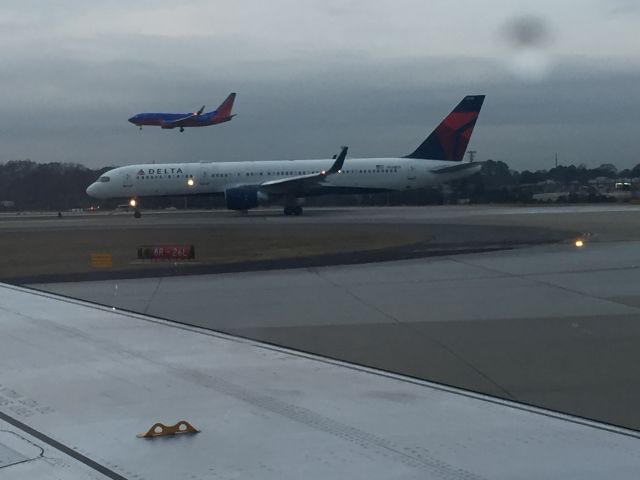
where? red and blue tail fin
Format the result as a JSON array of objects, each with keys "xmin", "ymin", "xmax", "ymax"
[
  {"xmin": 214, "ymin": 92, "xmax": 236, "ymax": 118},
  {"xmin": 405, "ymin": 95, "xmax": 485, "ymax": 161}
]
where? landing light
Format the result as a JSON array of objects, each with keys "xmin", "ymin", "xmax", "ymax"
[
  {"xmin": 187, "ymin": 178, "xmax": 195, "ymax": 186},
  {"xmin": 321, "ymin": 170, "xmax": 326, "ymax": 175},
  {"xmin": 575, "ymin": 239, "xmax": 584, "ymax": 248},
  {"xmin": 129, "ymin": 199, "xmax": 137, "ymax": 207}
]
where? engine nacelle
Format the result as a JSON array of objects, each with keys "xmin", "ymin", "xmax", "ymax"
[{"xmin": 225, "ymin": 186, "xmax": 268, "ymax": 211}]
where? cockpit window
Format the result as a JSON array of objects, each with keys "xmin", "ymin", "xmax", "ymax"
[{"xmin": 98, "ymin": 176, "xmax": 111, "ymax": 183}]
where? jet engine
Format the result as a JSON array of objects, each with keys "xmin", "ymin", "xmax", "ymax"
[{"xmin": 225, "ymin": 186, "xmax": 268, "ymax": 211}]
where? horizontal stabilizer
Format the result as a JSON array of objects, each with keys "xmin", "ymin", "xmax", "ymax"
[{"xmin": 431, "ymin": 162, "xmax": 482, "ymax": 174}]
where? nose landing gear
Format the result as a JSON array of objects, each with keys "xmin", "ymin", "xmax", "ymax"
[{"xmin": 129, "ymin": 198, "xmax": 142, "ymax": 218}]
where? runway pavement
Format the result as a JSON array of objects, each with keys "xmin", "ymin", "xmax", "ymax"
[
  {"xmin": 13, "ymin": 204, "xmax": 640, "ymax": 430},
  {"xmin": 0, "ymin": 206, "xmax": 575, "ymax": 283}
]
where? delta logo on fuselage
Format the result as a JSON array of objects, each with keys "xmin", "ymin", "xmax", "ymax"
[{"xmin": 137, "ymin": 167, "xmax": 184, "ymax": 176}]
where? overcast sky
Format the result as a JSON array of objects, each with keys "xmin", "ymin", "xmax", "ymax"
[{"xmin": 1, "ymin": 0, "xmax": 639, "ymax": 170}]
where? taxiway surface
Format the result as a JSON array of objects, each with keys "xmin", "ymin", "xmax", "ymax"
[
  {"xmin": 0, "ymin": 206, "xmax": 573, "ymax": 283},
  {"xmin": 9, "ymin": 204, "xmax": 640, "ymax": 430}
]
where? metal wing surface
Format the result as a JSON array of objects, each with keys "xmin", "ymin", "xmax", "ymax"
[{"xmin": 259, "ymin": 146, "xmax": 348, "ymax": 195}]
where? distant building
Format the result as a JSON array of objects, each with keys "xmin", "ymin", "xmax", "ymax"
[{"xmin": 588, "ymin": 176, "xmax": 615, "ymax": 190}]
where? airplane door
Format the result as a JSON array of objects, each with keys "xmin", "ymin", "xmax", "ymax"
[
  {"xmin": 200, "ymin": 167, "xmax": 209, "ymax": 186},
  {"xmin": 123, "ymin": 173, "xmax": 133, "ymax": 188},
  {"xmin": 405, "ymin": 163, "xmax": 417, "ymax": 189}
]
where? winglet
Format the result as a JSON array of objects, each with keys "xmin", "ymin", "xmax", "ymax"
[
  {"xmin": 326, "ymin": 146, "xmax": 348, "ymax": 175},
  {"xmin": 196, "ymin": 105, "xmax": 205, "ymax": 115}
]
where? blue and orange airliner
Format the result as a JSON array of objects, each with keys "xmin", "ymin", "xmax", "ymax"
[{"xmin": 128, "ymin": 92, "xmax": 236, "ymax": 132}]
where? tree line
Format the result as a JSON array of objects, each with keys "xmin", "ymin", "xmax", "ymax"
[
  {"xmin": 0, "ymin": 160, "xmax": 110, "ymax": 211},
  {"xmin": 1, "ymin": 159, "xmax": 639, "ymax": 211}
]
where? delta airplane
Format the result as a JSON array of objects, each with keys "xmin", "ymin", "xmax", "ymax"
[
  {"xmin": 128, "ymin": 92, "xmax": 236, "ymax": 132},
  {"xmin": 88, "ymin": 95, "xmax": 485, "ymax": 216}
]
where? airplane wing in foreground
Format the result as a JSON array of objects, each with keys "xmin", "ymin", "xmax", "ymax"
[
  {"xmin": 259, "ymin": 146, "xmax": 347, "ymax": 195},
  {"xmin": 1, "ymin": 283, "xmax": 639, "ymax": 479}
]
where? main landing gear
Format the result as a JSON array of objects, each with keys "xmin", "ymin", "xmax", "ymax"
[
  {"xmin": 179, "ymin": 127, "xmax": 184, "ymax": 132},
  {"xmin": 283, "ymin": 206, "xmax": 303, "ymax": 216}
]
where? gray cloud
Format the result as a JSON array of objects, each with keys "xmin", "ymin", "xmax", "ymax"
[
  {"xmin": 0, "ymin": 1, "xmax": 639, "ymax": 171},
  {"xmin": 606, "ymin": 0, "xmax": 640, "ymax": 15}
]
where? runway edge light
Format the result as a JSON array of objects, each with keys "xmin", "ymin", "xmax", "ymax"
[{"xmin": 574, "ymin": 232, "xmax": 591, "ymax": 248}]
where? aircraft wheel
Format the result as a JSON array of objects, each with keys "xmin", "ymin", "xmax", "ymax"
[
  {"xmin": 179, "ymin": 127, "xmax": 184, "ymax": 132},
  {"xmin": 134, "ymin": 211, "xmax": 142, "ymax": 218},
  {"xmin": 284, "ymin": 206, "xmax": 302, "ymax": 216}
]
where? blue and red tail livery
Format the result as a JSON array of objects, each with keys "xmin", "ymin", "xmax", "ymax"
[
  {"xmin": 405, "ymin": 95, "xmax": 485, "ymax": 161},
  {"xmin": 128, "ymin": 92, "xmax": 237, "ymax": 132}
]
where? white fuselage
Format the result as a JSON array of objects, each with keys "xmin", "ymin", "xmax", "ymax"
[{"xmin": 86, "ymin": 157, "xmax": 480, "ymax": 201}]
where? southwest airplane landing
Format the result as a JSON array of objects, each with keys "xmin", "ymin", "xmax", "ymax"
[{"xmin": 127, "ymin": 92, "xmax": 236, "ymax": 132}]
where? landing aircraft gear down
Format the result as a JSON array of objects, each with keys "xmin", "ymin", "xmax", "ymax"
[{"xmin": 283, "ymin": 206, "xmax": 303, "ymax": 216}]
